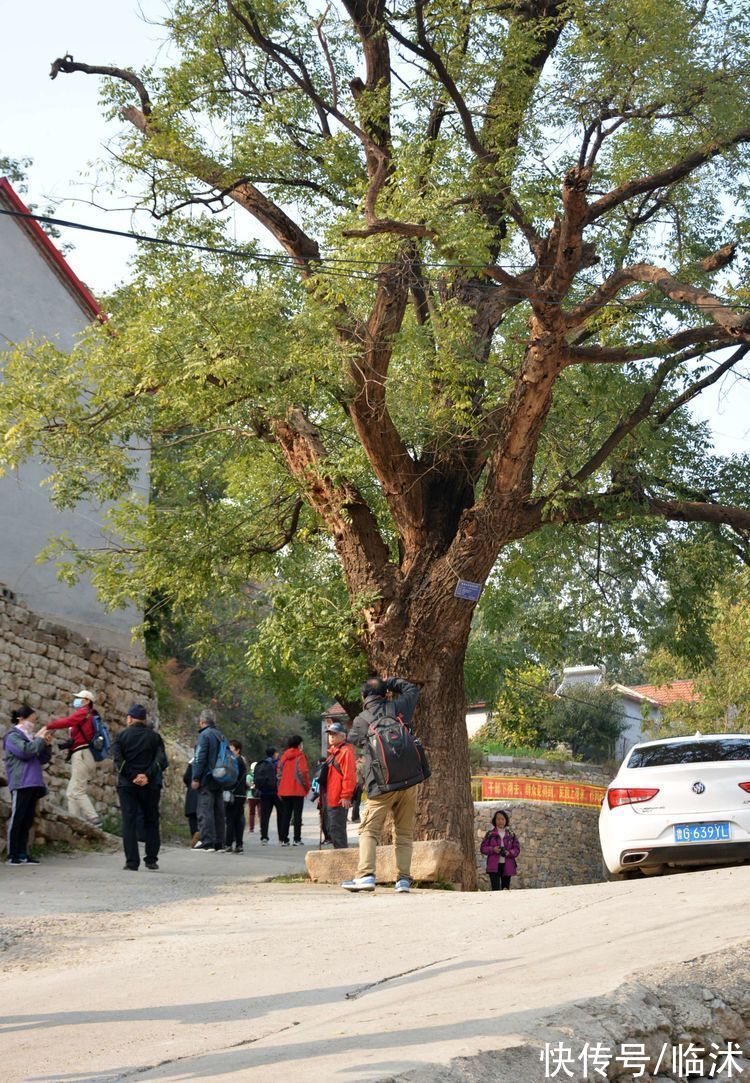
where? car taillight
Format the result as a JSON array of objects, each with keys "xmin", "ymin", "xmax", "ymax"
[
  {"xmin": 739, "ymin": 782, "xmax": 750, "ymax": 794},
  {"xmin": 607, "ymin": 787, "xmax": 660, "ymax": 809}
]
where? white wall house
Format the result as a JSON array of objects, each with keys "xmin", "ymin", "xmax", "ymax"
[
  {"xmin": 466, "ymin": 702, "xmax": 490, "ymax": 739},
  {"xmin": 556, "ymin": 665, "xmax": 696, "ymax": 760},
  {"xmin": 0, "ymin": 178, "xmax": 147, "ymax": 654},
  {"xmin": 608, "ymin": 685, "xmax": 660, "ymax": 760}
]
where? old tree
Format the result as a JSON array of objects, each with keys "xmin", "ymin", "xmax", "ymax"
[{"xmin": 4, "ymin": 0, "xmax": 750, "ymax": 883}]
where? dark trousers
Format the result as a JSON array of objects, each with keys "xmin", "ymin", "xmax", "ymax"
[
  {"xmin": 247, "ymin": 796, "xmax": 260, "ymax": 831},
  {"xmin": 326, "ymin": 805, "xmax": 349, "ymax": 849},
  {"xmin": 488, "ymin": 871, "xmax": 512, "ymax": 890},
  {"xmin": 119, "ymin": 785, "xmax": 160, "ymax": 868},
  {"xmin": 259, "ymin": 794, "xmax": 281, "ymax": 841},
  {"xmin": 7, "ymin": 787, "xmax": 41, "ymax": 859},
  {"xmin": 279, "ymin": 795, "xmax": 304, "ymax": 843},
  {"xmin": 225, "ymin": 797, "xmax": 246, "ymax": 849},
  {"xmin": 187, "ymin": 812, "xmax": 198, "ymax": 836},
  {"xmin": 350, "ymin": 784, "xmax": 362, "ymax": 823},
  {"xmin": 197, "ymin": 786, "xmax": 226, "ymax": 849}
]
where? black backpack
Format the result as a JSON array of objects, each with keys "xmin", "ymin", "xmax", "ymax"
[
  {"xmin": 253, "ymin": 759, "xmax": 277, "ymax": 791},
  {"xmin": 364, "ymin": 704, "xmax": 429, "ymax": 794}
]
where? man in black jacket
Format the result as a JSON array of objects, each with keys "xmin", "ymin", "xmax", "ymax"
[
  {"xmin": 343, "ymin": 676, "xmax": 421, "ymax": 894},
  {"xmin": 113, "ymin": 704, "xmax": 168, "ymax": 871},
  {"xmin": 190, "ymin": 709, "xmax": 227, "ymax": 852}
]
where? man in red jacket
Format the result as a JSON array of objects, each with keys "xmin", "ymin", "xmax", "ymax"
[
  {"xmin": 45, "ymin": 688, "xmax": 101, "ymax": 826},
  {"xmin": 323, "ymin": 722, "xmax": 356, "ymax": 849}
]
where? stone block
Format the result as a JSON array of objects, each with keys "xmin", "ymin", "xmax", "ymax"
[
  {"xmin": 38, "ymin": 819, "xmax": 70, "ymax": 842},
  {"xmin": 305, "ymin": 839, "xmax": 463, "ymax": 884}
]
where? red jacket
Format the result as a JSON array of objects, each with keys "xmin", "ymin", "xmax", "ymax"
[
  {"xmin": 325, "ymin": 741, "xmax": 357, "ymax": 807},
  {"xmin": 277, "ymin": 747, "xmax": 310, "ymax": 797},
  {"xmin": 46, "ymin": 705, "xmax": 95, "ymax": 752}
]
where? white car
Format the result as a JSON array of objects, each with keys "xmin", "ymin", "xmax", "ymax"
[{"xmin": 599, "ymin": 733, "xmax": 750, "ymax": 878}]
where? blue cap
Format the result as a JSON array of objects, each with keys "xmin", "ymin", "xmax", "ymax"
[{"xmin": 326, "ymin": 721, "xmax": 348, "ymax": 735}]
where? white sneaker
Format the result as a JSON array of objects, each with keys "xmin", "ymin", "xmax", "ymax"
[
  {"xmin": 395, "ymin": 878, "xmax": 411, "ymax": 893},
  {"xmin": 341, "ymin": 875, "xmax": 376, "ymax": 892}
]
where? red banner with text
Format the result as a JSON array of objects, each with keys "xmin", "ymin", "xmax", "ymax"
[{"xmin": 478, "ymin": 775, "xmax": 606, "ymax": 808}]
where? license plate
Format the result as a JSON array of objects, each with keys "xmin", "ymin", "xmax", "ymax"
[{"xmin": 674, "ymin": 822, "xmax": 731, "ymax": 843}]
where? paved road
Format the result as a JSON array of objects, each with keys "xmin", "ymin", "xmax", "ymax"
[{"xmin": 1, "ymin": 820, "xmax": 748, "ymax": 1083}]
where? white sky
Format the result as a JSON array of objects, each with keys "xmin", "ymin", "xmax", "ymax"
[{"xmin": 1, "ymin": 1, "xmax": 748, "ymax": 457}]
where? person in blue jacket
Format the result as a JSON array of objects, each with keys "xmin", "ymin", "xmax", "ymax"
[{"xmin": 3, "ymin": 704, "xmax": 53, "ymax": 865}]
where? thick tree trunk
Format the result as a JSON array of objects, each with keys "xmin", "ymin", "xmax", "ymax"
[{"xmin": 411, "ymin": 658, "xmax": 477, "ymax": 890}]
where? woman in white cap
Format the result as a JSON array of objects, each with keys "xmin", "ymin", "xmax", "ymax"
[{"xmin": 45, "ymin": 688, "xmax": 101, "ymax": 826}]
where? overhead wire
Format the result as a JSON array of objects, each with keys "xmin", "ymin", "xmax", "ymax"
[
  {"xmin": 483, "ymin": 667, "xmax": 645, "ymax": 729},
  {"xmin": 3, "ymin": 205, "xmax": 750, "ymax": 315}
]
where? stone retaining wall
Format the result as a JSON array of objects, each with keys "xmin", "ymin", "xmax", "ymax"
[
  {"xmin": 474, "ymin": 800, "xmax": 603, "ymax": 889},
  {"xmin": 472, "ymin": 760, "xmax": 611, "ymax": 889},
  {"xmin": 0, "ymin": 585, "xmax": 182, "ymax": 831}
]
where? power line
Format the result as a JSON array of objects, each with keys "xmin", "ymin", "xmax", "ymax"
[
  {"xmin": 3, "ymin": 205, "xmax": 750, "ymax": 314},
  {"xmin": 0, "ymin": 206, "xmax": 371, "ymax": 283},
  {"xmin": 479, "ymin": 669, "xmax": 635, "ymax": 736}
]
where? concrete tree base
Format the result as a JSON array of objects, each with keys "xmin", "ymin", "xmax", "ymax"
[{"xmin": 305, "ymin": 839, "xmax": 463, "ymax": 885}]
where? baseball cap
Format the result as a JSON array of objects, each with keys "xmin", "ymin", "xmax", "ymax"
[
  {"xmin": 326, "ymin": 721, "xmax": 348, "ymax": 735},
  {"xmin": 75, "ymin": 689, "xmax": 95, "ymax": 703},
  {"xmin": 128, "ymin": 704, "xmax": 147, "ymax": 720}
]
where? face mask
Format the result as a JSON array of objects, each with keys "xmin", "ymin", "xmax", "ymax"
[
  {"xmin": 18, "ymin": 719, "xmax": 36, "ymax": 737},
  {"xmin": 73, "ymin": 697, "xmax": 84, "ymax": 708}
]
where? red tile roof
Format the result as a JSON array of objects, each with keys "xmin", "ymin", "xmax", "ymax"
[
  {"xmin": 323, "ymin": 703, "xmax": 349, "ymax": 719},
  {"xmin": 0, "ymin": 178, "xmax": 102, "ymax": 321},
  {"xmin": 627, "ymin": 680, "xmax": 698, "ymax": 706}
]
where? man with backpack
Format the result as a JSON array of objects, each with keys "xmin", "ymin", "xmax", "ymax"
[
  {"xmin": 190, "ymin": 708, "xmax": 228, "ymax": 852},
  {"xmin": 113, "ymin": 704, "xmax": 168, "ymax": 871},
  {"xmin": 341, "ymin": 675, "xmax": 423, "ymax": 894},
  {"xmin": 45, "ymin": 688, "xmax": 103, "ymax": 826},
  {"xmin": 253, "ymin": 747, "xmax": 281, "ymax": 845}
]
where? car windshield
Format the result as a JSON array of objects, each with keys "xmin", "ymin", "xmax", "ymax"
[{"xmin": 627, "ymin": 739, "xmax": 750, "ymax": 768}]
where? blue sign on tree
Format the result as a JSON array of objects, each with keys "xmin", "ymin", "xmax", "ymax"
[{"xmin": 454, "ymin": 579, "xmax": 482, "ymax": 602}]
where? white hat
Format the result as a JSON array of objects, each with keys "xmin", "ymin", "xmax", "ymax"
[{"xmin": 75, "ymin": 689, "xmax": 95, "ymax": 703}]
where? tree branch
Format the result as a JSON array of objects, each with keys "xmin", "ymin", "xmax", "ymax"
[
  {"xmin": 566, "ymin": 324, "xmax": 735, "ymax": 366},
  {"xmin": 341, "ymin": 0, "xmax": 394, "ymax": 220},
  {"xmin": 49, "ymin": 55, "xmax": 321, "ymax": 266},
  {"xmin": 272, "ymin": 408, "xmax": 397, "ymax": 604},
  {"xmin": 565, "ymin": 244, "xmax": 739, "ymax": 329},
  {"xmin": 587, "ymin": 129, "xmax": 750, "ymax": 223},
  {"xmin": 342, "ymin": 219, "xmax": 436, "ymax": 239},
  {"xmin": 568, "ymin": 354, "xmax": 690, "ymax": 486},
  {"xmin": 655, "ymin": 344, "xmax": 750, "ymax": 427},
  {"xmin": 50, "ymin": 55, "xmax": 152, "ymax": 114},
  {"xmin": 526, "ymin": 491, "xmax": 750, "ymax": 534},
  {"xmin": 346, "ymin": 251, "xmax": 426, "ymax": 558}
]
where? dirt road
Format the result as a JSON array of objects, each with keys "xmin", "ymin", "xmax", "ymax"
[{"xmin": 1, "ymin": 821, "xmax": 748, "ymax": 1083}]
